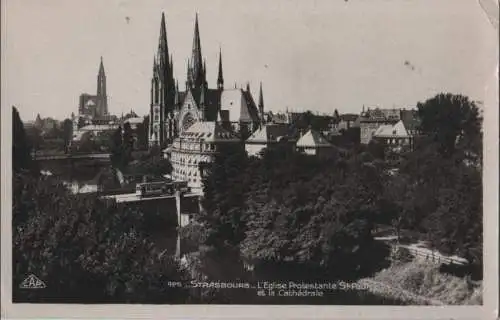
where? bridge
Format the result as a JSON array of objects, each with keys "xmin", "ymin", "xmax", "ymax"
[
  {"xmin": 102, "ymin": 191, "xmax": 201, "ymax": 229},
  {"xmin": 33, "ymin": 152, "xmax": 111, "ymax": 161},
  {"xmin": 102, "ymin": 192, "xmax": 199, "ymax": 203},
  {"xmin": 34, "ymin": 152, "xmax": 112, "ymax": 174}
]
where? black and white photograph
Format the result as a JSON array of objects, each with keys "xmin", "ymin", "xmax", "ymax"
[{"xmin": 1, "ymin": 0, "xmax": 499, "ymax": 318}]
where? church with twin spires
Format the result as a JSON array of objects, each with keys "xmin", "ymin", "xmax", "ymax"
[{"xmin": 149, "ymin": 13, "xmax": 265, "ymax": 147}]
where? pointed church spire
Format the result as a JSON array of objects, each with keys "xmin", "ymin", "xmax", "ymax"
[
  {"xmin": 190, "ymin": 13, "xmax": 204, "ymax": 89},
  {"xmin": 158, "ymin": 12, "xmax": 169, "ymax": 66},
  {"xmin": 97, "ymin": 56, "xmax": 107, "ymax": 115},
  {"xmin": 246, "ymin": 82, "xmax": 251, "ymax": 93},
  {"xmin": 98, "ymin": 56, "xmax": 105, "ymax": 75},
  {"xmin": 217, "ymin": 47, "xmax": 224, "ymax": 90}
]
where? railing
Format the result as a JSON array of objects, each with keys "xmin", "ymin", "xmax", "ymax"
[{"xmin": 388, "ymin": 243, "xmax": 468, "ymax": 266}]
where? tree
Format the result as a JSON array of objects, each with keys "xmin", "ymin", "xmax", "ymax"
[
  {"xmin": 334, "ymin": 109, "xmax": 340, "ymax": 122},
  {"xmin": 123, "ymin": 122, "xmax": 135, "ymax": 156},
  {"xmin": 127, "ymin": 157, "xmax": 173, "ymax": 176},
  {"xmin": 62, "ymin": 119, "xmax": 73, "ymax": 153},
  {"xmin": 25, "ymin": 126, "xmax": 43, "ymax": 156},
  {"xmin": 12, "ymin": 173, "xmax": 189, "ymax": 303},
  {"xmin": 12, "ymin": 107, "xmax": 34, "ymax": 173},
  {"xmin": 136, "ymin": 116, "xmax": 149, "ymax": 150},
  {"xmin": 417, "ymin": 93, "xmax": 482, "ymax": 157},
  {"xmin": 77, "ymin": 132, "xmax": 96, "ymax": 153},
  {"xmin": 110, "ymin": 126, "xmax": 123, "ymax": 168}
]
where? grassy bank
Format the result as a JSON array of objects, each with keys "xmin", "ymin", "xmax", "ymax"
[{"xmin": 358, "ymin": 261, "xmax": 482, "ymax": 305}]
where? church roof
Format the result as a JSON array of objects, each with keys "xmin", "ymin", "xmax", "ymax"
[
  {"xmin": 181, "ymin": 121, "xmax": 240, "ymax": 143},
  {"xmin": 296, "ymin": 129, "xmax": 332, "ymax": 148},
  {"xmin": 220, "ymin": 89, "xmax": 260, "ymax": 123},
  {"xmin": 179, "ymin": 88, "xmax": 221, "ymax": 121},
  {"xmin": 246, "ymin": 123, "xmax": 292, "ymax": 143},
  {"xmin": 373, "ymin": 120, "xmax": 409, "ymax": 138}
]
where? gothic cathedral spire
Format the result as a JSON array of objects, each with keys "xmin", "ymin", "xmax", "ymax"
[
  {"xmin": 189, "ymin": 13, "xmax": 205, "ymax": 89},
  {"xmin": 158, "ymin": 12, "xmax": 169, "ymax": 71},
  {"xmin": 217, "ymin": 47, "xmax": 224, "ymax": 90},
  {"xmin": 97, "ymin": 56, "xmax": 108, "ymax": 115}
]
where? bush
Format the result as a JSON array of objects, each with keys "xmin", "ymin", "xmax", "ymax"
[{"xmin": 368, "ymin": 261, "xmax": 482, "ymax": 305}]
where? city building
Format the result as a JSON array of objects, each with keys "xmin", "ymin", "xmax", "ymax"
[
  {"xmin": 296, "ymin": 129, "xmax": 335, "ymax": 158},
  {"xmin": 372, "ymin": 120, "xmax": 415, "ymax": 162},
  {"xmin": 359, "ymin": 107, "xmax": 403, "ymax": 144},
  {"xmin": 149, "ymin": 13, "xmax": 264, "ymax": 147},
  {"xmin": 72, "ymin": 123, "xmax": 119, "ymax": 141},
  {"xmin": 170, "ymin": 121, "xmax": 241, "ymax": 194},
  {"xmin": 337, "ymin": 114, "xmax": 360, "ymax": 131},
  {"xmin": 264, "ymin": 111, "xmax": 289, "ymax": 124},
  {"xmin": 245, "ymin": 123, "xmax": 295, "ymax": 157}
]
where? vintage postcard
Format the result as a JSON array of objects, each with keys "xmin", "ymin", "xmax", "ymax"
[{"xmin": 1, "ymin": 0, "xmax": 498, "ymax": 319}]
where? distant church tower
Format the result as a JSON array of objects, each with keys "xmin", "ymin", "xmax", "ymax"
[{"xmin": 96, "ymin": 57, "xmax": 108, "ymax": 116}]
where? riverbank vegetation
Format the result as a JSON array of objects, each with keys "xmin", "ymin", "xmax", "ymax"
[
  {"xmin": 183, "ymin": 93, "xmax": 483, "ymax": 302},
  {"xmin": 360, "ymin": 261, "xmax": 482, "ymax": 305}
]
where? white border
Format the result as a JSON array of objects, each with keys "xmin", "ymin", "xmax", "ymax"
[{"xmin": 1, "ymin": 0, "xmax": 498, "ymax": 319}]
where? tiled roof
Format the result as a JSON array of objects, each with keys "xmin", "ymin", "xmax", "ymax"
[
  {"xmin": 220, "ymin": 89, "xmax": 260, "ymax": 123},
  {"xmin": 296, "ymin": 129, "xmax": 332, "ymax": 148},
  {"xmin": 360, "ymin": 108, "xmax": 400, "ymax": 122},
  {"xmin": 246, "ymin": 124, "xmax": 291, "ymax": 143},
  {"xmin": 373, "ymin": 120, "xmax": 409, "ymax": 138},
  {"xmin": 181, "ymin": 121, "xmax": 240, "ymax": 143}
]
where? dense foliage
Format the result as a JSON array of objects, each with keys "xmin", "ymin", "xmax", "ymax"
[
  {"xmin": 135, "ymin": 116, "xmax": 149, "ymax": 150},
  {"xmin": 13, "ymin": 107, "xmax": 35, "ymax": 173},
  {"xmin": 195, "ymin": 143, "xmax": 387, "ymax": 279},
  {"xmin": 389, "ymin": 94, "xmax": 483, "ymax": 267},
  {"xmin": 193, "ymin": 93, "xmax": 483, "ymax": 284},
  {"xmin": 13, "ymin": 173, "xmax": 189, "ymax": 303}
]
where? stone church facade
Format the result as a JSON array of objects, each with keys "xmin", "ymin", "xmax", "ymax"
[{"xmin": 149, "ymin": 13, "xmax": 265, "ymax": 147}]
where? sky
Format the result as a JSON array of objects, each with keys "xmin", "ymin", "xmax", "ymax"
[{"xmin": 2, "ymin": 0, "xmax": 498, "ymax": 121}]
